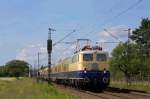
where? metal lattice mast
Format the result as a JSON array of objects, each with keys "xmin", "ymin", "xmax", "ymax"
[{"xmin": 47, "ymin": 27, "xmax": 55, "ymax": 82}]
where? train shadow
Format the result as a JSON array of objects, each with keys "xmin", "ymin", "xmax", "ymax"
[
  {"xmin": 105, "ymin": 87, "xmax": 147, "ymax": 94},
  {"xmin": 78, "ymin": 86, "xmax": 104, "ymax": 93}
]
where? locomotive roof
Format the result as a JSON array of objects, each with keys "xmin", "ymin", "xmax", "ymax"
[
  {"xmin": 78, "ymin": 50, "xmax": 108, "ymax": 54},
  {"xmin": 56, "ymin": 50, "xmax": 109, "ymax": 64}
]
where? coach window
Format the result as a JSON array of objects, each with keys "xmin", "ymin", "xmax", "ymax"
[
  {"xmin": 96, "ymin": 54, "xmax": 107, "ymax": 61},
  {"xmin": 83, "ymin": 53, "xmax": 93, "ymax": 61}
]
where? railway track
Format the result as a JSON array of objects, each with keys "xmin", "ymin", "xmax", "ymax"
[
  {"xmin": 77, "ymin": 89, "xmax": 149, "ymax": 99},
  {"xmin": 105, "ymin": 87, "xmax": 150, "ymax": 99},
  {"xmin": 79, "ymin": 90, "xmax": 129, "ymax": 99},
  {"xmin": 53, "ymin": 83, "xmax": 150, "ymax": 99}
]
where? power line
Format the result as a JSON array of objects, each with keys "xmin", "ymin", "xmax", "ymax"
[
  {"xmin": 104, "ymin": 29, "xmax": 122, "ymax": 42},
  {"xmin": 99, "ymin": 41, "xmax": 121, "ymax": 44},
  {"xmin": 105, "ymin": 0, "xmax": 143, "ymax": 25},
  {"xmin": 114, "ymin": 0, "xmax": 143, "ymax": 18},
  {"xmin": 53, "ymin": 30, "xmax": 76, "ymax": 46},
  {"xmin": 52, "ymin": 42, "xmax": 75, "ymax": 63},
  {"xmin": 55, "ymin": 41, "xmax": 75, "ymax": 44}
]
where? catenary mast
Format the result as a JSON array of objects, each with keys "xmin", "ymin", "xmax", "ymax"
[{"xmin": 47, "ymin": 27, "xmax": 55, "ymax": 82}]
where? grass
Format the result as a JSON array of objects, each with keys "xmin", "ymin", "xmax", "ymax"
[
  {"xmin": 0, "ymin": 78, "xmax": 75, "ymax": 99},
  {"xmin": 110, "ymin": 80, "xmax": 150, "ymax": 92}
]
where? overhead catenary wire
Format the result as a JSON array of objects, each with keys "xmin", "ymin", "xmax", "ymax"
[
  {"xmin": 105, "ymin": 0, "xmax": 143, "ymax": 25},
  {"xmin": 98, "ymin": 41, "xmax": 120, "ymax": 44},
  {"xmin": 55, "ymin": 41, "xmax": 75, "ymax": 44},
  {"xmin": 53, "ymin": 30, "xmax": 76, "ymax": 46},
  {"xmin": 104, "ymin": 29, "xmax": 122, "ymax": 42},
  {"xmin": 52, "ymin": 42, "xmax": 76, "ymax": 64},
  {"xmin": 114, "ymin": 0, "xmax": 143, "ymax": 18}
]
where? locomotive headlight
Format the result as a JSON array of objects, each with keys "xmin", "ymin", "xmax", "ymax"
[
  {"xmin": 103, "ymin": 70, "xmax": 106, "ymax": 74},
  {"xmin": 103, "ymin": 68, "xmax": 106, "ymax": 74},
  {"xmin": 84, "ymin": 68, "xmax": 87, "ymax": 73}
]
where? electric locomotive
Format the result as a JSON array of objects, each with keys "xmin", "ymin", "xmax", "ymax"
[{"xmin": 40, "ymin": 40, "xmax": 110, "ymax": 90}]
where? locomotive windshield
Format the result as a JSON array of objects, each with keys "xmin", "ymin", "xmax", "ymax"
[
  {"xmin": 83, "ymin": 53, "xmax": 93, "ymax": 61},
  {"xmin": 96, "ymin": 53, "xmax": 107, "ymax": 61}
]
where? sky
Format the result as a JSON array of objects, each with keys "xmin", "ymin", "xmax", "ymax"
[{"xmin": 0, "ymin": 0, "xmax": 150, "ymax": 66}]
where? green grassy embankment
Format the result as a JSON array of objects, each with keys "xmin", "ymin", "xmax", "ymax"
[
  {"xmin": 0, "ymin": 78, "xmax": 75, "ymax": 99},
  {"xmin": 110, "ymin": 81, "xmax": 150, "ymax": 92}
]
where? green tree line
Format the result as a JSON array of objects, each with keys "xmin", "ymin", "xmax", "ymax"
[
  {"xmin": 110, "ymin": 18, "xmax": 150, "ymax": 82},
  {"xmin": 0, "ymin": 60, "xmax": 29, "ymax": 77}
]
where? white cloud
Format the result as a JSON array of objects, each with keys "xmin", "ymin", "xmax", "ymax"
[
  {"xmin": 16, "ymin": 44, "xmax": 48, "ymax": 66},
  {"xmin": 96, "ymin": 25, "xmax": 129, "ymax": 53},
  {"xmin": 99, "ymin": 25, "xmax": 128, "ymax": 42},
  {"xmin": 20, "ymin": 43, "xmax": 73, "ymax": 65}
]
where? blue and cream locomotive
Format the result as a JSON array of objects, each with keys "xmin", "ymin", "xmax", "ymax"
[{"xmin": 39, "ymin": 42, "xmax": 110, "ymax": 90}]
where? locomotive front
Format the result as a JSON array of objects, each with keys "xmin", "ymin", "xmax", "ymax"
[{"xmin": 79, "ymin": 50, "xmax": 110, "ymax": 89}]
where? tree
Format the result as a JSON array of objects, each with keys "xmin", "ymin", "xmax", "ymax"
[
  {"xmin": 110, "ymin": 43, "xmax": 141, "ymax": 82},
  {"xmin": 131, "ymin": 18, "xmax": 150, "ymax": 76},
  {"xmin": 5, "ymin": 60, "xmax": 29, "ymax": 77},
  {"xmin": 0, "ymin": 66, "xmax": 8, "ymax": 77},
  {"xmin": 110, "ymin": 18, "xmax": 150, "ymax": 82},
  {"xmin": 131, "ymin": 18, "xmax": 150, "ymax": 56}
]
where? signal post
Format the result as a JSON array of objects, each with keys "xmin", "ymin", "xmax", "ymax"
[{"xmin": 47, "ymin": 27, "xmax": 55, "ymax": 83}]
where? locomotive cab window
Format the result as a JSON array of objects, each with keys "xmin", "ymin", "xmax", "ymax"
[
  {"xmin": 96, "ymin": 54, "xmax": 107, "ymax": 61},
  {"xmin": 83, "ymin": 53, "xmax": 93, "ymax": 61}
]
